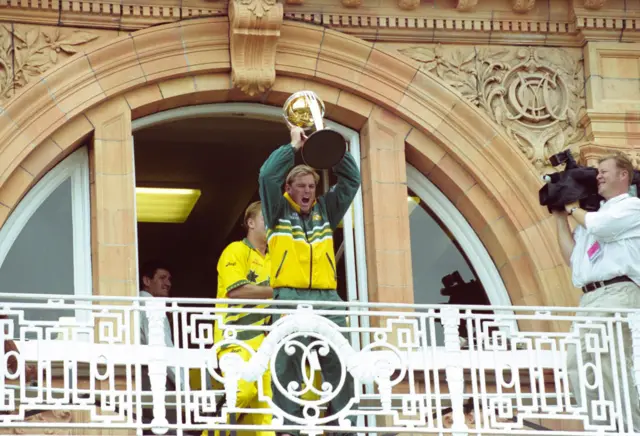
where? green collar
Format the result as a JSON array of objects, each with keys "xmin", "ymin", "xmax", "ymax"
[
  {"xmin": 242, "ymin": 238, "xmax": 255, "ymax": 250},
  {"xmin": 284, "ymin": 192, "xmax": 316, "ymax": 214}
]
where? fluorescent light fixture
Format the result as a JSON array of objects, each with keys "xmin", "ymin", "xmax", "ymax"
[
  {"xmin": 136, "ymin": 187, "xmax": 201, "ymax": 223},
  {"xmin": 408, "ymin": 196, "xmax": 420, "ymax": 215}
]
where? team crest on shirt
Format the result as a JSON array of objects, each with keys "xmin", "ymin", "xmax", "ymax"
[
  {"xmin": 312, "ymin": 213, "xmax": 322, "ymax": 221},
  {"xmin": 247, "ymin": 270, "xmax": 258, "ymax": 282}
]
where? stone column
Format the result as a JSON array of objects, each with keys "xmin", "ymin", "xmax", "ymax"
[
  {"xmin": 86, "ymin": 97, "xmax": 137, "ymax": 299},
  {"xmin": 359, "ymin": 106, "xmax": 416, "ymax": 431},
  {"xmin": 80, "ymin": 97, "xmax": 137, "ymax": 436},
  {"xmin": 360, "ymin": 106, "xmax": 414, "ymax": 306}
]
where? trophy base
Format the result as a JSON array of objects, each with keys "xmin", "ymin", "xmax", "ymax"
[{"xmin": 301, "ymin": 129, "xmax": 347, "ymax": 170}]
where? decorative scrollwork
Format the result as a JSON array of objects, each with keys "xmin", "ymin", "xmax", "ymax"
[
  {"xmin": 0, "ymin": 25, "xmax": 99, "ymax": 103},
  {"xmin": 229, "ymin": 0, "xmax": 283, "ymax": 96},
  {"xmin": 399, "ymin": 44, "xmax": 586, "ymax": 172},
  {"xmin": 0, "ymin": 295, "xmax": 639, "ymax": 434}
]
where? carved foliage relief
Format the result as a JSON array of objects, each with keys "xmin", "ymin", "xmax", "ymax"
[
  {"xmin": 0, "ymin": 25, "xmax": 99, "ymax": 103},
  {"xmin": 400, "ymin": 44, "xmax": 586, "ymax": 171}
]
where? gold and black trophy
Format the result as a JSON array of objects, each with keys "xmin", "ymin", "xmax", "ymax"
[{"xmin": 282, "ymin": 90, "xmax": 347, "ymax": 170}]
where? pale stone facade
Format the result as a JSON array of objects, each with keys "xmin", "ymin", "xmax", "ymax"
[{"xmin": 0, "ymin": 0, "xmax": 638, "ymax": 431}]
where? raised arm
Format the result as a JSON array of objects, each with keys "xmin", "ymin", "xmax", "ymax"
[
  {"xmin": 553, "ymin": 211, "xmax": 575, "ymax": 266},
  {"xmin": 259, "ymin": 127, "xmax": 308, "ymax": 228},
  {"xmin": 323, "ymin": 150, "xmax": 361, "ymax": 230},
  {"xmin": 259, "ymin": 145, "xmax": 295, "ymax": 228}
]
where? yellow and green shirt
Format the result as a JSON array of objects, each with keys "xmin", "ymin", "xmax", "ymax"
[
  {"xmin": 258, "ymin": 144, "xmax": 361, "ymax": 290},
  {"xmin": 214, "ymin": 238, "xmax": 271, "ymax": 351}
]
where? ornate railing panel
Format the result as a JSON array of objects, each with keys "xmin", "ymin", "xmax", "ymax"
[{"xmin": 0, "ymin": 293, "xmax": 638, "ymax": 435}]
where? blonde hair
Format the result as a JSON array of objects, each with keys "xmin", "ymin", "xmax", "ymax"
[
  {"xmin": 243, "ymin": 201, "xmax": 262, "ymax": 228},
  {"xmin": 599, "ymin": 152, "xmax": 635, "ymax": 186},
  {"xmin": 286, "ymin": 165, "xmax": 320, "ymax": 186}
]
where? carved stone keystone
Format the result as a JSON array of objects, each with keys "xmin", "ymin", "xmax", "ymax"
[{"xmin": 229, "ymin": 0, "xmax": 283, "ymax": 96}]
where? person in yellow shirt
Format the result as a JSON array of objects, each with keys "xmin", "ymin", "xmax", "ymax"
[{"xmin": 212, "ymin": 201, "xmax": 274, "ymax": 436}]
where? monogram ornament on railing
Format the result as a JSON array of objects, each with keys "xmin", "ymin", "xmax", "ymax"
[
  {"xmin": 400, "ymin": 45, "xmax": 586, "ymax": 172},
  {"xmin": 215, "ymin": 305, "xmax": 405, "ymax": 429}
]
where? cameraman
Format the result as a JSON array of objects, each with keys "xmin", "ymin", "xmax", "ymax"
[{"xmin": 554, "ymin": 152, "xmax": 640, "ymax": 431}]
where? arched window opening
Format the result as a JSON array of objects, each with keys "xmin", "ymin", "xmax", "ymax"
[
  {"xmin": 407, "ymin": 165, "xmax": 513, "ymax": 347},
  {"xmin": 0, "ymin": 147, "xmax": 92, "ymax": 327}
]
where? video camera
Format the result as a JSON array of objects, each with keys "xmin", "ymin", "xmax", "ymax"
[{"xmin": 539, "ymin": 149, "xmax": 640, "ymax": 214}]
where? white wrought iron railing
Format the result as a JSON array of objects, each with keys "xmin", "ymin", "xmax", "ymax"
[{"xmin": 0, "ymin": 293, "xmax": 639, "ymax": 435}]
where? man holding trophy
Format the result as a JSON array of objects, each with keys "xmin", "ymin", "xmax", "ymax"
[{"xmin": 258, "ymin": 91, "xmax": 361, "ymax": 435}]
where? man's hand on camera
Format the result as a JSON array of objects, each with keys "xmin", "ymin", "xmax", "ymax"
[{"xmin": 564, "ymin": 201, "xmax": 580, "ymax": 215}]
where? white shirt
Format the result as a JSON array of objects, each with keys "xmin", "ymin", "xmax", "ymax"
[
  {"xmin": 139, "ymin": 290, "xmax": 184, "ymax": 391},
  {"xmin": 571, "ymin": 193, "xmax": 640, "ymax": 288}
]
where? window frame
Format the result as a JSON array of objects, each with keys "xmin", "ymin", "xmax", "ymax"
[
  {"xmin": 407, "ymin": 164, "xmax": 517, "ymax": 330},
  {"xmin": 131, "ymin": 103, "xmax": 370, "ymax": 343},
  {"xmin": 0, "ymin": 147, "xmax": 93, "ymax": 301}
]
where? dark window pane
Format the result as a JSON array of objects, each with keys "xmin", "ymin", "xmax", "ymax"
[
  {"xmin": 408, "ymin": 189, "xmax": 492, "ymax": 346},
  {"xmin": 0, "ymin": 178, "xmax": 74, "ymax": 323}
]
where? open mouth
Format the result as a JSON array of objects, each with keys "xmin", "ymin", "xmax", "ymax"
[{"xmin": 301, "ymin": 196, "xmax": 311, "ymax": 206}]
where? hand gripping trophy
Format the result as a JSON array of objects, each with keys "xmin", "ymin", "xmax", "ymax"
[{"xmin": 282, "ymin": 90, "xmax": 347, "ymax": 169}]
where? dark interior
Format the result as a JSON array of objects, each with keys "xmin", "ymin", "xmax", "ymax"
[{"xmin": 133, "ymin": 115, "xmax": 347, "ymax": 302}]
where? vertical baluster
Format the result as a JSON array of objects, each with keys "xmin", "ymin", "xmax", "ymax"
[
  {"xmin": 0, "ymin": 316, "xmax": 11, "ymax": 411},
  {"xmin": 441, "ymin": 307, "xmax": 468, "ymax": 436},
  {"xmin": 627, "ymin": 313, "xmax": 640, "ymax": 400},
  {"xmin": 146, "ymin": 300, "xmax": 169, "ymax": 435}
]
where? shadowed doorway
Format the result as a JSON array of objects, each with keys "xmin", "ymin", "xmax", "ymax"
[{"xmin": 133, "ymin": 115, "xmax": 348, "ymax": 302}]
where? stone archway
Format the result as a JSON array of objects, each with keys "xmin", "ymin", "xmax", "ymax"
[{"xmin": 0, "ymin": 17, "xmax": 572, "ymax": 311}]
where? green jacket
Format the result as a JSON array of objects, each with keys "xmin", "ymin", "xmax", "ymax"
[{"xmin": 258, "ymin": 144, "xmax": 361, "ymax": 290}]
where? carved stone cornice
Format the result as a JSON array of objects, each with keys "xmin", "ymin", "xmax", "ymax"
[
  {"xmin": 342, "ymin": 0, "xmax": 364, "ymax": 8},
  {"xmin": 229, "ymin": 0, "xmax": 283, "ymax": 95},
  {"xmin": 579, "ymin": 143, "xmax": 640, "ymax": 169},
  {"xmin": 456, "ymin": 0, "xmax": 478, "ymax": 11},
  {"xmin": 580, "ymin": 111, "xmax": 640, "ymax": 146},
  {"xmin": 584, "ymin": 0, "xmax": 607, "ymax": 10},
  {"xmin": 0, "ymin": 2, "xmax": 224, "ymax": 30},
  {"xmin": 0, "ymin": 1, "xmax": 636, "ymax": 46},
  {"xmin": 397, "ymin": 0, "xmax": 420, "ymax": 11},
  {"xmin": 512, "ymin": 0, "xmax": 535, "ymax": 14},
  {"xmin": 399, "ymin": 44, "xmax": 586, "ymax": 172}
]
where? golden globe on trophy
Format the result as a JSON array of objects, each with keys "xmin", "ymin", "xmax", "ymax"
[{"xmin": 282, "ymin": 90, "xmax": 347, "ymax": 170}]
